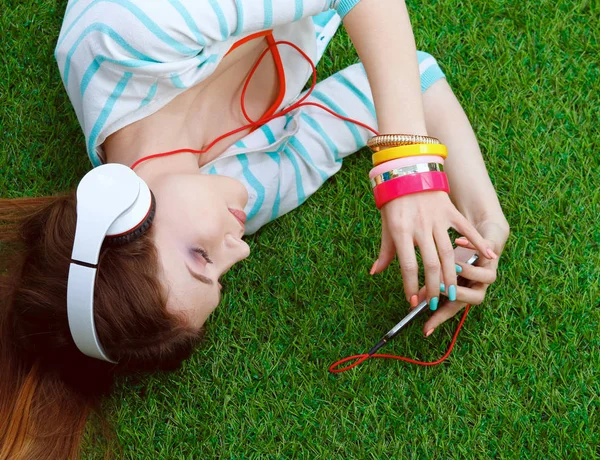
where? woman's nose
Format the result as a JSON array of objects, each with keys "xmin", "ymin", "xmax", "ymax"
[{"xmin": 224, "ymin": 232, "xmax": 243, "ymax": 249}]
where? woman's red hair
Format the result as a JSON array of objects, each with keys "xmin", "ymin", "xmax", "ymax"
[{"xmin": 0, "ymin": 194, "xmax": 205, "ymax": 459}]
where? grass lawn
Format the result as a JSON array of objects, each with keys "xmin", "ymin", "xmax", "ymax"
[{"xmin": 1, "ymin": 0, "xmax": 599, "ymax": 457}]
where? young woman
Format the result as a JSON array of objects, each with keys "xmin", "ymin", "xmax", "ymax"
[{"xmin": 0, "ymin": 0, "xmax": 509, "ymax": 457}]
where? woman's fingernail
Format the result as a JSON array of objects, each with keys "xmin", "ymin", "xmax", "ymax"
[
  {"xmin": 455, "ymin": 264, "xmax": 463, "ymax": 273},
  {"xmin": 486, "ymin": 248, "xmax": 498, "ymax": 259},
  {"xmin": 425, "ymin": 328, "xmax": 435, "ymax": 337},
  {"xmin": 455, "ymin": 237, "xmax": 469, "ymax": 244},
  {"xmin": 369, "ymin": 259, "xmax": 379, "ymax": 275},
  {"xmin": 429, "ymin": 297, "xmax": 439, "ymax": 311},
  {"xmin": 410, "ymin": 295, "xmax": 419, "ymax": 307},
  {"xmin": 440, "ymin": 283, "xmax": 445, "ymax": 293},
  {"xmin": 448, "ymin": 284, "xmax": 457, "ymax": 302}
]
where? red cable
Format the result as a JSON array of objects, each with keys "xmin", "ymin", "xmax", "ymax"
[
  {"xmin": 329, "ymin": 305, "xmax": 472, "ymax": 373},
  {"xmin": 129, "ymin": 39, "xmax": 472, "ymax": 374},
  {"xmin": 131, "ymin": 40, "xmax": 378, "ymax": 170}
]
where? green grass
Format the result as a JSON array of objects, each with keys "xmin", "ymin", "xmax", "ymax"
[{"xmin": 2, "ymin": 0, "xmax": 599, "ymax": 458}]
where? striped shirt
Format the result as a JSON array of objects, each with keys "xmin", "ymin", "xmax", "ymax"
[
  {"xmin": 54, "ymin": 1, "xmax": 447, "ymax": 234},
  {"xmin": 54, "ymin": 0, "xmax": 363, "ymax": 166}
]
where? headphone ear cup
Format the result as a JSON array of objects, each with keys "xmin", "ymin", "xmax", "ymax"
[{"xmin": 104, "ymin": 191, "xmax": 156, "ymax": 246}]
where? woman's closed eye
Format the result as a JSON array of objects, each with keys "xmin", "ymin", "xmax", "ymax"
[
  {"xmin": 187, "ymin": 247, "xmax": 215, "ymax": 286},
  {"xmin": 192, "ymin": 247, "xmax": 213, "ymax": 264}
]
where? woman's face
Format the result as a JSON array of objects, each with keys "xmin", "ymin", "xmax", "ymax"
[{"xmin": 149, "ymin": 173, "xmax": 250, "ymax": 328}]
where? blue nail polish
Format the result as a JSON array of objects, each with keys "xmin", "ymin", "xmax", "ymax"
[
  {"xmin": 440, "ymin": 283, "xmax": 445, "ymax": 293},
  {"xmin": 448, "ymin": 285, "xmax": 457, "ymax": 302},
  {"xmin": 455, "ymin": 264, "xmax": 463, "ymax": 273},
  {"xmin": 429, "ymin": 297, "xmax": 439, "ymax": 311}
]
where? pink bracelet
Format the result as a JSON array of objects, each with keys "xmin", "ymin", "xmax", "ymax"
[
  {"xmin": 373, "ymin": 171, "xmax": 450, "ymax": 209},
  {"xmin": 369, "ymin": 155, "xmax": 445, "ymax": 180}
]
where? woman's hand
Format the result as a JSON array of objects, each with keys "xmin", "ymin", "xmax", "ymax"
[
  {"xmin": 413, "ymin": 220, "xmax": 509, "ymax": 336},
  {"xmin": 370, "ymin": 191, "xmax": 499, "ymax": 308}
]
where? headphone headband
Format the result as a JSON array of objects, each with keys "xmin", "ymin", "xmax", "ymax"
[{"xmin": 67, "ymin": 164, "xmax": 154, "ymax": 363}]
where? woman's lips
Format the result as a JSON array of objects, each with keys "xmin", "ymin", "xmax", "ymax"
[{"xmin": 228, "ymin": 208, "xmax": 247, "ymax": 227}]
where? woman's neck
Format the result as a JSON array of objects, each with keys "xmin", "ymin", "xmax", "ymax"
[{"xmin": 133, "ymin": 151, "xmax": 201, "ymax": 185}]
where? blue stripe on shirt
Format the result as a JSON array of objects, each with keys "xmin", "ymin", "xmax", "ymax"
[
  {"xmin": 139, "ymin": 82, "xmax": 158, "ymax": 108},
  {"xmin": 312, "ymin": 10, "xmax": 337, "ymax": 28},
  {"xmin": 265, "ymin": 151, "xmax": 280, "ymax": 164},
  {"xmin": 283, "ymin": 147, "xmax": 306, "ymax": 206},
  {"xmin": 261, "ymin": 125, "xmax": 277, "ymax": 144},
  {"xmin": 80, "ymin": 56, "xmax": 152, "ymax": 97},
  {"xmin": 420, "ymin": 64, "xmax": 445, "ymax": 93},
  {"xmin": 64, "ymin": 0, "xmax": 82, "ymax": 19},
  {"xmin": 334, "ymin": 0, "xmax": 362, "ymax": 18},
  {"xmin": 58, "ymin": 0, "xmax": 200, "ymax": 56},
  {"xmin": 168, "ymin": 0, "xmax": 207, "ymax": 46},
  {"xmin": 261, "ymin": 126, "xmax": 283, "ymax": 219},
  {"xmin": 288, "ymin": 137, "xmax": 330, "ymax": 182},
  {"xmin": 233, "ymin": 0, "xmax": 244, "ymax": 36},
  {"xmin": 237, "ymin": 154, "xmax": 265, "ymax": 221},
  {"xmin": 64, "ymin": 23, "xmax": 156, "ymax": 86},
  {"xmin": 87, "ymin": 71, "xmax": 133, "ymax": 166},
  {"xmin": 333, "ymin": 71, "xmax": 376, "ymax": 119},
  {"xmin": 417, "ymin": 51, "xmax": 433, "ymax": 64},
  {"xmin": 209, "ymin": 0, "xmax": 229, "ymax": 41},
  {"xmin": 300, "ymin": 112, "xmax": 341, "ymax": 162},
  {"xmin": 311, "ymin": 90, "xmax": 364, "ymax": 150},
  {"xmin": 264, "ymin": 151, "xmax": 282, "ymax": 220},
  {"xmin": 263, "ymin": 0, "xmax": 273, "ymax": 28},
  {"xmin": 170, "ymin": 73, "xmax": 187, "ymax": 88},
  {"xmin": 294, "ymin": 0, "xmax": 304, "ymax": 21}
]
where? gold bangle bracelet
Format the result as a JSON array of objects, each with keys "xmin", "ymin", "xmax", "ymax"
[
  {"xmin": 372, "ymin": 144, "xmax": 448, "ymax": 166},
  {"xmin": 368, "ymin": 134, "xmax": 441, "ymax": 152}
]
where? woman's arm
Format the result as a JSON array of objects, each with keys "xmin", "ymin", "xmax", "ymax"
[
  {"xmin": 343, "ymin": 0, "xmax": 428, "ymax": 134},
  {"xmin": 423, "ymin": 80, "xmax": 509, "ymax": 231},
  {"xmin": 419, "ymin": 80, "xmax": 509, "ymax": 333},
  {"xmin": 342, "ymin": 0, "xmax": 497, "ymax": 310},
  {"xmin": 344, "ymin": 0, "xmax": 507, "ymax": 231}
]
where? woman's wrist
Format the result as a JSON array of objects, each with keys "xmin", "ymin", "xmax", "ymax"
[
  {"xmin": 473, "ymin": 217, "xmax": 510, "ymax": 251},
  {"xmin": 449, "ymin": 178, "xmax": 507, "ymax": 236},
  {"xmin": 463, "ymin": 206, "xmax": 509, "ymax": 231}
]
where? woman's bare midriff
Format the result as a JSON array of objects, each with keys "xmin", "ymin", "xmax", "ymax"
[{"xmin": 104, "ymin": 37, "xmax": 280, "ymax": 168}]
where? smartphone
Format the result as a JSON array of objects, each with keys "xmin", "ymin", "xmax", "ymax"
[{"xmin": 456, "ymin": 253, "xmax": 479, "ymax": 288}]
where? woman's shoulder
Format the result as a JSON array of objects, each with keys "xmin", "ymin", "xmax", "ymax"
[{"xmin": 55, "ymin": 1, "xmax": 206, "ymax": 65}]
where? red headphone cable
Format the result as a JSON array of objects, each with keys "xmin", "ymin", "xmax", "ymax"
[
  {"xmin": 131, "ymin": 40, "xmax": 378, "ymax": 170},
  {"xmin": 329, "ymin": 305, "xmax": 472, "ymax": 373}
]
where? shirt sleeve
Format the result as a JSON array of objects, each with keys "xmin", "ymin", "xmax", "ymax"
[
  {"xmin": 172, "ymin": 0, "xmax": 362, "ymax": 46},
  {"xmin": 330, "ymin": 0, "xmax": 362, "ymax": 18}
]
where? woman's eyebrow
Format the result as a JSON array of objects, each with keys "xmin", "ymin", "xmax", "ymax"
[{"xmin": 186, "ymin": 263, "xmax": 213, "ymax": 285}]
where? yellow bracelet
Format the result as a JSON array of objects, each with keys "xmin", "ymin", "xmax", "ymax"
[
  {"xmin": 368, "ymin": 134, "xmax": 441, "ymax": 152},
  {"xmin": 372, "ymin": 144, "xmax": 448, "ymax": 166}
]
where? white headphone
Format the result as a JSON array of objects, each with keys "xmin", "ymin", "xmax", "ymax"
[{"xmin": 67, "ymin": 164, "xmax": 155, "ymax": 363}]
